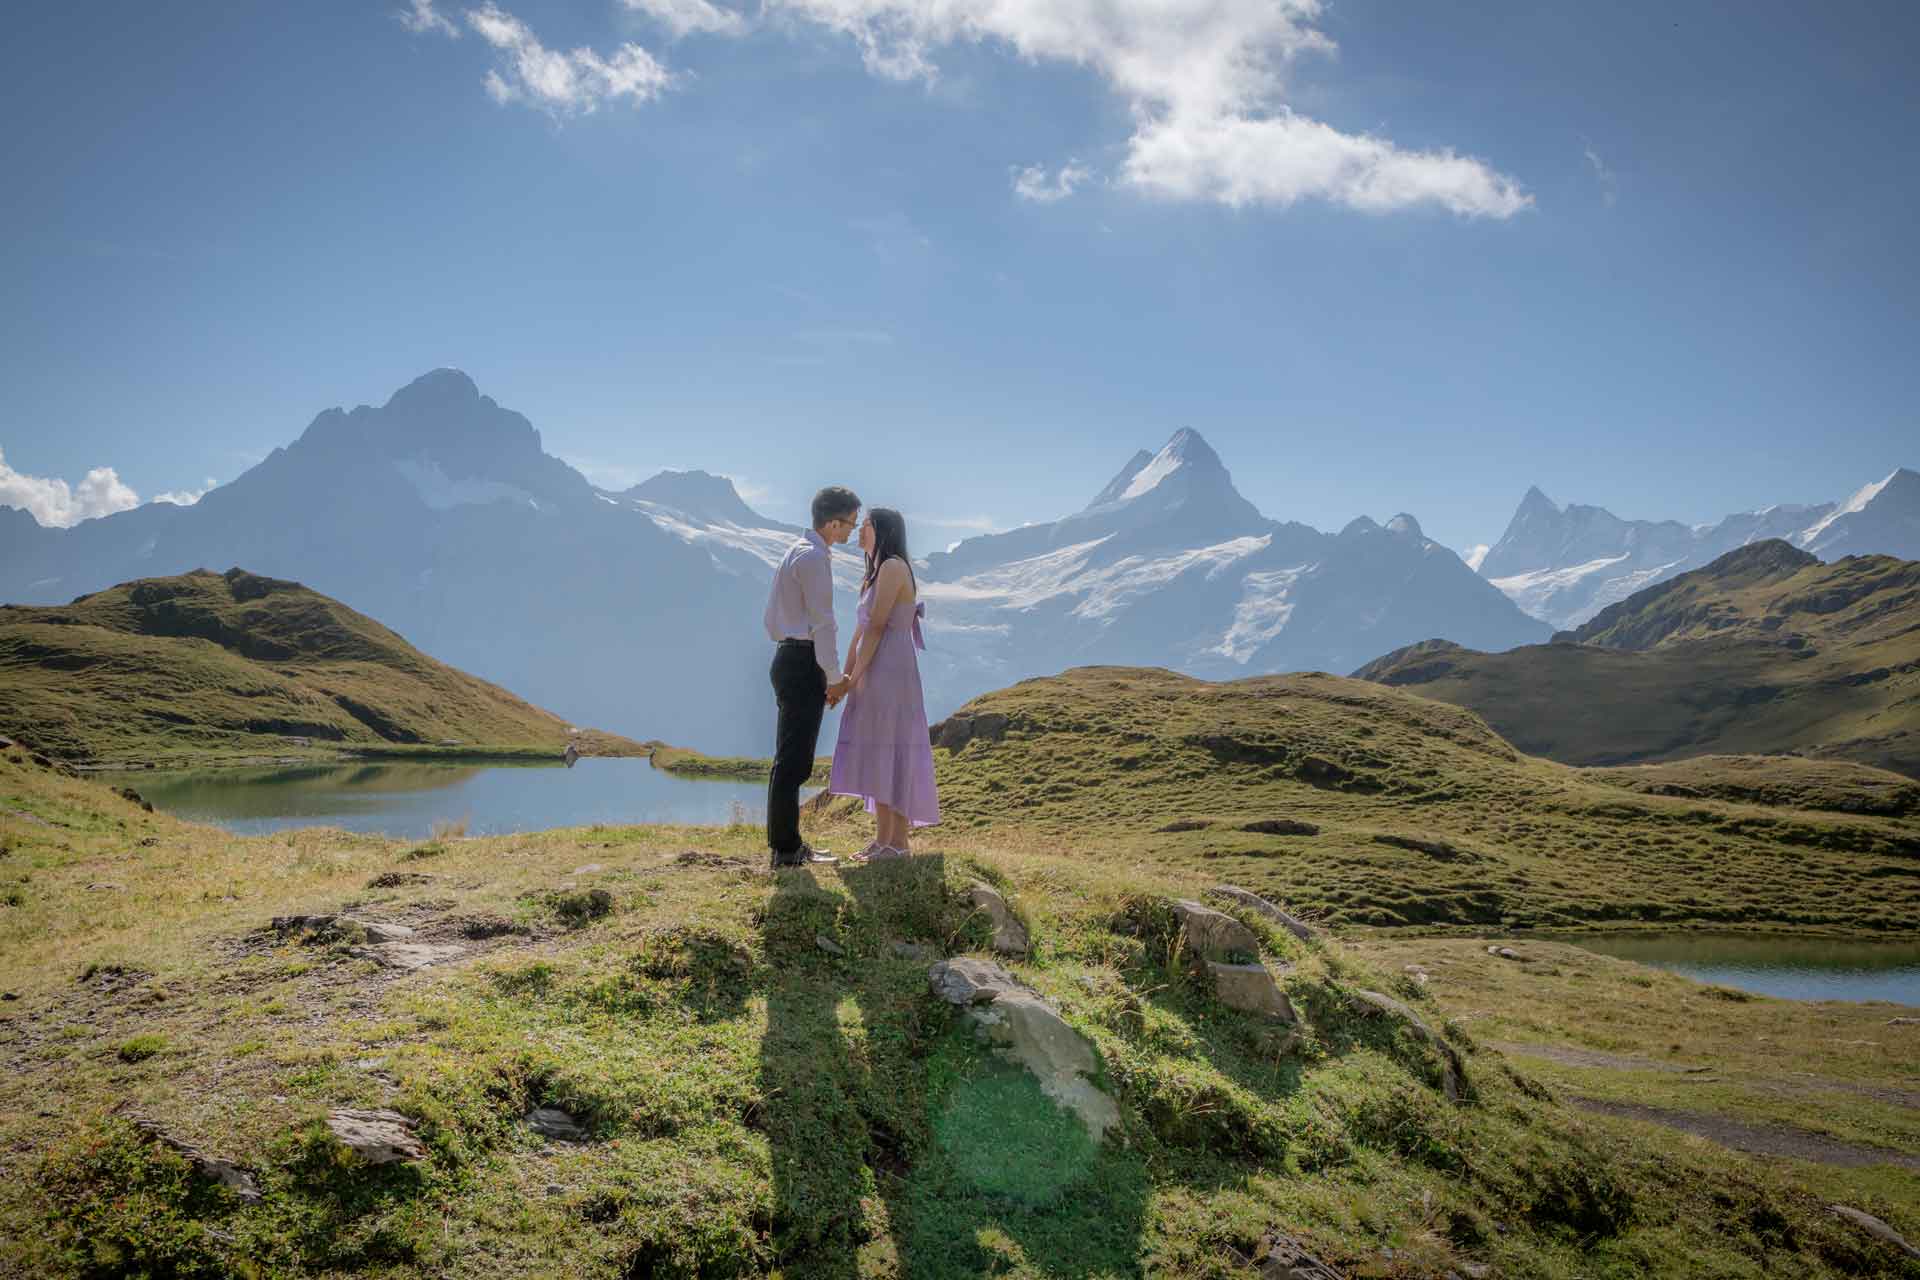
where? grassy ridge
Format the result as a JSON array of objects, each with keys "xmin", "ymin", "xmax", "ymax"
[
  {"xmin": 928, "ymin": 667, "xmax": 1920, "ymax": 934},
  {"xmin": 0, "ymin": 568, "xmax": 645, "ymax": 765},
  {"xmin": 648, "ymin": 743, "xmax": 831, "ymax": 786},
  {"xmin": 1356, "ymin": 543, "xmax": 1920, "ymax": 776},
  {"xmin": 1, "ymin": 749, "xmax": 1916, "ymax": 1277}
]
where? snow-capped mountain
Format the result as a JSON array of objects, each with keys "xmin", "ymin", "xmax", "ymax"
[
  {"xmin": 1, "ymin": 373, "xmax": 1547, "ymax": 751},
  {"xmin": 1476, "ymin": 469, "xmax": 1920, "ymax": 630}
]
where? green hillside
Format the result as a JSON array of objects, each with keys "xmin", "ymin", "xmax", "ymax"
[
  {"xmin": 0, "ymin": 568, "xmax": 642, "ymax": 764},
  {"xmin": 1354, "ymin": 542, "xmax": 1920, "ymax": 777},
  {"xmin": 925, "ymin": 666, "xmax": 1920, "ymax": 933}
]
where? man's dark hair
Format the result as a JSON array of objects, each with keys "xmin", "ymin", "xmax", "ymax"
[{"xmin": 811, "ymin": 486, "xmax": 861, "ymax": 530}]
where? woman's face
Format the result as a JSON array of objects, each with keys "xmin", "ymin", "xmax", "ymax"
[{"xmin": 859, "ymin": 515, "xmax": 876, "ymax": 554}]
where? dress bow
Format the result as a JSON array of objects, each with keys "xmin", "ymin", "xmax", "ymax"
[{"xmin": 911, "ymin": 601, "xmax": 927, "ymax": 650}]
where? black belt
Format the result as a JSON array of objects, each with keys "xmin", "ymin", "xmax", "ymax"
[{"xmin": 777, "ymin": 638, "xmax": 814, "ymax": 648}]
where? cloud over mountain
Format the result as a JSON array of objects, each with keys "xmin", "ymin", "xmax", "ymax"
[{"xmin": 0, "ymin": 447, "xmax": 142, "ymax": 528}]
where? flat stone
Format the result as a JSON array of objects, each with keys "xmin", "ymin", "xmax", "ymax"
[
  {"xmin": 815, "ymin": 934, "xmax": 846, "ymax": 957},
  {"xmin": 350, "ymin": 942, "xmax": 467, "ymax": 970},
  {"xmin": 929, "ymin": 957, "xmax": 1022, "ymax": 1005},
  {"xmin": 326, "ymin": 1108, "xmax": 426, "ymax": 1163},
  {"xmin": 526, "ymin": 1106, "xmax": 589, "ymax": 1142},
  {"xmin": 1351, "ymin": 989, "xmax": 1466, "ymax": 1102},
  {"xmin": 571, "ymin": 863, "xmax": 605, "ymax": 875},
  {"xmin": 1831, "ymin": 1205, "xmax": 1919, "ymax": 1259},
  {"xmin": 1209, "ymin": 885, "xmax": 1316, "ymax": 942},
  {"xmin": 1205, "ymin": 961, "xmax": 1297, "ymax": 1023},
  {"xmin": 967, "ymin": 882, "xmax": 1030, "ymax": 956},
  {"xmin": 1486, "ymin": 946, "xmax": 1521, "ymax": 961},
  {"xmin": 356, "ymin": 920, "xmax": 416, "ymax": 944},
  {"xmin": 1171, "ymin": 899, "xmax": 1261, "ymax": 961},
  {"xmin": 967, "ymin": 990, "xmax": 1119, "ymax": 1144},
  {"xmin": 1887, "ymin": 1017, "xmax": 1919, "ymax": 1027}
]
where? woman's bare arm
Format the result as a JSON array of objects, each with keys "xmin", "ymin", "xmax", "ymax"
[{"xmin": 849, "ymin": 560, "xmax": 910, "ymax": 687}]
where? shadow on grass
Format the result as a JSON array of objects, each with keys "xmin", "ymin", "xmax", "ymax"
[{"xmin": 761, "ymin": 858, "xmax": 1149, "ymax": 1278}]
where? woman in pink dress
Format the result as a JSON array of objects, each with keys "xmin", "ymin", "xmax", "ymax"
[{"xmin": 829, "ymin": 507, "xmax": 939, "ymax": 859}]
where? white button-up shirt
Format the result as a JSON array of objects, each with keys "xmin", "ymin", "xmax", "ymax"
[{"xmin": 763, "ymin": 529, "xmax": 843, "ymax": 682}]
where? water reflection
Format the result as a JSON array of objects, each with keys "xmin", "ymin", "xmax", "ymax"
[
  {"xmin": 101, "ymin": 757, "xmax": 797, "ymax": 840},
  {"xmin": 1553, "ymin": 932, "xmax": 1920, "ymax": 1004}
]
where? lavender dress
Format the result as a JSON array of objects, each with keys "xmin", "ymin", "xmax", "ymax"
[{"xmin": 828, "ymin": 583, "xmax": 940, "ymax": 828}]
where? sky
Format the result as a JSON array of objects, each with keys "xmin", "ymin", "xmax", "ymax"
[{"xmin": 2, "ymin": 0, "xmax": 1916, "ymax": 553}]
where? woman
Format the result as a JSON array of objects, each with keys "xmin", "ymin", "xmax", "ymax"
[{"xmin": 828, "ymin": 507, "xmax": 939, "ymax": 859}]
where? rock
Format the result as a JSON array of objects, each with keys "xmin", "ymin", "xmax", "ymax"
[
  {"xmin": 1887, "ymin": 1017, "xmax": 1919, "ymax": 1027},
  {"xmin": 350, "ymin": 942, "xmax": 467, "ymax": 970},
  {"xmin": 929, "ymin": 957, "xmax": 1023, "ymax": 1005},
  {"xmin": 366, "ymin": 871, "xmax": 435, "ymax": 889},
  {"xmin": 1487, "ymin": 946, "xmax": 1521, "ymax": 961},
  {"xmin": 969, "ymin": 990, "xmax": 1120, "ymax": 1143},
  {"xmin": 1155, "ymin": 819, "xmax": 1213, "ymax": 833},
  {"xmin": 1403, "ymin": 965, "xmax": 1430, "ymax": 984},
  {"xmin": 1209, "ymin": 885, "xmax": 1317, "ymax": 942},
  {"xmin": 1830, "ymin": 1205, "xmax": 1919, "ymax": 1259},
  {"xmin": 967, "ymin": 882, "xmax": 1030, "ymax": 956},
  {"xmin": 815, "ymin": 934, "xmax": 846, "ymax": 957},
  {"xmin": 571, "ymin": 863, "xmax": 605, "ymax": 875},
  {"xmin": 1206, "ymin": 961, "xmax": 1298, "ymax": 1023},
  {"xmin": 526, "ymin": 1107, "xmax": 589, "ymax": 1142},
  {"xmin": 358, "ymin": 921, "xmax": 416, "ymax": 944},
  {"xmin": 890, "ymin": 940, "xmax": 939, "ymax": 963},
  {"xmin": 1253, "ymin": 1229, "xmax": 1346, "ymax": 1279},
  {"xmin": 1241, "ymin": 819, "xmax": 1319, "ymax": 837},
  {"xmin": 1350, "ymin": 989, "xmax": 1466, "ymax": 1102},
  {"xmin": 271, "ymin": 913, "xmax": 411, "ymax": 943},
  {"xmin": 86, "ymin": 882, "xmax": 126, "ymax": 892},
  {"xmin": 544, "ymin": 1182, "xmax": 564, "ymax": 1196},
  {"xmin": 326, "ymin": 1108, "xmax": 426, "ymax": 1163},
  {"xmin": 129, "ymin": 1115, "xmax": 260, "ymax": 1202},
  {"xmin": 563, "ymin": 741, "xmax": 581, "ymax": 768},
  {"xmin": 1458, "ymin": 1265, "xmax": 1491, "ymax": 1280},
  {"xmin": 114, "ymin": 787, "xmax": 154, "ymax": 812},
  {"xmin": 929, "ymin": 712, "xmax": 1011, "ymax": 753},
  {"xmin": 1171, "ymin": 899, "xmax": 1261, "ymax": 961}
]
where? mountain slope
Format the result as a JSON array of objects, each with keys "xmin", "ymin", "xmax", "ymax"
[
  {"xmin": 0, "ymin": 567, "xmax": 638, "ymax": 763},
  {"xmin": 1356, "ymin": 541, "xmax": 1920, "ymax": 776},
  {"xmin": 1477, "ymin": 469, "xmax": 1919, "ymax": 629}
]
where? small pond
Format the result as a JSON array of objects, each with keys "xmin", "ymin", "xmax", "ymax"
[
  {"xmin": 1555, "ymin": 932, "xmax": 1920, "ymax": 1005},
  {"xmin": 102, "ymin": 758, "xmax": 807, "ymax": 840}
]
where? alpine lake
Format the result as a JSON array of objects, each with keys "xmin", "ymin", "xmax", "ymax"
[{"xmin": 101, "ymin": 756, "xmax": 807, "ymax": 842}]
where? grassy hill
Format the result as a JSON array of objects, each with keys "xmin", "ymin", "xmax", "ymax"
[
  {"xmin": 1, "ymin": 742, "xmax": 1916, "ymax": 1277},
  {"xmin": 1355, "ymin": 541, "xmax": 1920, "ymax": 777},
  {"xmin": 924, "ymin": 666, "xmax": 1920, "ymax": 933},
  {"xmin": 0, "ymin": 568, "xmax": 643, "ymax": 764}
]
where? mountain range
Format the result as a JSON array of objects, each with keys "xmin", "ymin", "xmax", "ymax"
[
  {"xmin": 1474, "ymin": 469, "xmax": 1920, "ymax": 630},
  {"xmin": 1358, "ymin": 539, "xmax": 1920, "ymax": 777},
  {"xmin": 0, "ymin": 371, "xmax": 1549, "ymax": 753}
]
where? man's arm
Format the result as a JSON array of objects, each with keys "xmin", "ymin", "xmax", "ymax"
[{"xmin": 798, "ymin": 549, "xmax": 843, "ymax": 683}]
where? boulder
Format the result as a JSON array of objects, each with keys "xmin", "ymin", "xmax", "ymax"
[
  {"xmin": 1206, "ymin": 961, "xmax": 1298, "ymax": 1023},
  {"xmin": 326, "ymin": 1108, "xmax": 426, "ymax": 1163},
  {"xmin": 1350, "ymin": 989, "xmax": 1466, "ymax": 1102},
  {"xmin": 526, "ymin": 1107, "xmax": 589, "ymax": 1142},
  {"xmin": 929, "ymin": 957, "xmax": 1022, "ymax": 1005},
  {"xmin": 1888, "ymin": 1017, "xmax": 1919, "ymax": 1027},
  {"xmin": 1171, "ymin": 899, "xmax": 1261, "ymax": 961},
  {"xmin": 129, "ymin": 1115, "xmax": 260, "ymax": 1202},
  {"xmin": 967, "ymin": 882, "xmax": 1030, "ymax": 956},
  {"xmin": 1209, "ymin": 885, "xmax": 1317, "ymax": 942},
  {"xmin": 1486, "ymin": 945, "xmax": 1521, "ymax": 961},
  {"xmin": 1830, "ymin": 1205, "xmax": 1919, "ymax": 1259}
]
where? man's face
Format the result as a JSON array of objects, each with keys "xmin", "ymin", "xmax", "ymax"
[{"xmin": 824, "ymin": 512, "xmax": 858, "ymax": 546}]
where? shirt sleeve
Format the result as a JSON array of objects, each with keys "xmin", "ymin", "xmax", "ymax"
[{"xmin": 798, "ymin": 549, "xmax": 843, "ymax": 682}]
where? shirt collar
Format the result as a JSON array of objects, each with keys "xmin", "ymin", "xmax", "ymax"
[{"xmin": 806, "ymin": 528, "xmax": 829, "ymax": 552}]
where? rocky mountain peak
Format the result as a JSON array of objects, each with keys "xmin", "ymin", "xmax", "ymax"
[
  {"xmin": 1386, "ymin": 513, "xmax": 1424, "ymax": 538},
  {"xmin": 383, "ymin": 368, "xmax": 481, "ymax": 413},
  {"xmin": 624, "ymin": 470, "xmax": 770, "ymax": 527}
]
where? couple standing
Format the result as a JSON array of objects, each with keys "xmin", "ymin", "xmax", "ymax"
[{"xmin": 763, "ymin": 485, "xmax": 940, "ymax": 869}]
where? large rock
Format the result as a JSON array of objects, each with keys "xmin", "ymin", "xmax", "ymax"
[
  {"xmin": 129, "ymin": 1116, "xmax": 260, "ymax": 1202},
  {"xmin": 1171, "ymin": 899, "xmax": 1260, "ymax": 961},
  {"xmin": 1209, "ymin": 885, "xmax": 1317, "ymax": 942},
  {"xmin": 1206, "ymin": 961, "xmax": 1298, "ymax": 1022},
  {"xmin": 968, "ymin": 882, "xmax": 1030, "ymax": 956},
  {"xmin": 1350, "ymin": 990, "xmax": 1466, "ymax": 1102},
  {"xmin": 350, "ymin": 942, "xmax": 467, "ymax": 970},
  {"xmin": 526, "ymin": 1107, "xmax": 589, "ymax": 1142},
  {"xmin": 1830, "ymin": 1206, "xmax": 1919, "ymax": 1259},
  {"xmin": 928, "ymin": 959, "xmax": 1118, "ymax": 1143},
  {"xmin": 326, "ymin": 1108, "xmax": 426, "ymax": 1163}
]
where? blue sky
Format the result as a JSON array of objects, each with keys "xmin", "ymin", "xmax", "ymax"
[{"xmin": 2, "ymin": 0, "xmax": 1915, "ymax": 552}]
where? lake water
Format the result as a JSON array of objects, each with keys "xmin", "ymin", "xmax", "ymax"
[
  {"xmin": 1556, "ymin": 932, "xmax": 1920, "ymax": 1005},
  {"xmin": 102, "ymin": 758, "xmax": 804, "ymax": 840}
]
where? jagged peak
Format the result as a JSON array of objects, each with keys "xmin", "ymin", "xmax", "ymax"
[
  {"xmin": 384, "ymin": 368, "xmax": 481, "ymax": 412},
  {"xmin": 1340, "ymin": 515, "xmax": 1382, "ymax": 538},
  {"xmin": 1386, "ymin": 513, "xmax": 1423, "ymax": 538},
  {"xmin": 1517, "ymin": 485, "xmax": 1560, "ymax": 516}
]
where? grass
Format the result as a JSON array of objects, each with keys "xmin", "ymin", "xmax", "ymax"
[
  {"xmin": 650, "ymin": 742, "xmax": 831, "ymax": 786},
  {"xmin": 1357, "ymin": 543, "xmax": 1920, "ymax": 777},
  {"xmin": 0, "ymin": 567, "xmax": 647, "ymax": 766},
  {"xmin": 0, "ymin": 738, "xmax": 1917, "ymax": 1278}
]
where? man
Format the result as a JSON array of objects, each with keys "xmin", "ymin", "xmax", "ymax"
[{"xmin": 763, "ymin": 485, "xmax": 860, "ymax": 869}]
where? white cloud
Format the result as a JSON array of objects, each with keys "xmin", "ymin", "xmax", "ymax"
[
  {"xmin": 153, "ymin": 477, "xmax": 219, "ymax": 507},
  {"xmin": 398, "ymin": 0, "xmax": 460, "ymax": 37},
  {"xmin": 764, "ymin": 0, "xmax": 1528, "ymax": 217},
  {"xmin": 0, "ymin": 447, "xmax": 142, "ymax": 528},
  {"xmin": 621, "ymin": 0, "xmax": 748, "ymax": 39},
  {"xmin": 1584, "ymin": 143, "xmax": 1617, "ymax": 207},
  {"xmin": 1011, "ymin": 161, "xmax": 1090, "ymax": 203},
  {"xmin": 467, "ymin": 4, "xmax": 676, "ymax": 115}
]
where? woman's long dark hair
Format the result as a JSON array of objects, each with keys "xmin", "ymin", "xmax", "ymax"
[{"xmin": 862, "ymin": 507, "xmax": 916, "ymax": 593}]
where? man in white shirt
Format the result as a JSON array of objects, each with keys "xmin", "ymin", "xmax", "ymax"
[{"xmin": 763, "ymin": 485, "xmax": 860, "ymax": 868}]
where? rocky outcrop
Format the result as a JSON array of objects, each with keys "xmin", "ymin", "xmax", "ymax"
[
  {"xmin": 967, "ymin": 882, "xmax": 1030, "ymax": 956},
  {"xmin": 128, "ymin": 1115, "xmax": 260, "ymax": 1202},
  {"xmin": 928, "ymin": 959, "xmax": 1119, "ymax": 1143},
  {"xmin": 1830, "ymin": 1205, "xmax": 1919, "ymax": 1259},
  {"xmin": 1172, "ymin": 899, "xmax": 1297, "ymax": 1023},
  {"xmin": 326, "ymin": 1108, "xmax": 426, "ymax": 1163},
  {"xmin": 1171, "ymin": 899, "xmax": 1261, "ymax": 960},
  {"xmin": 930, "ymin": 712, "xmax": 1013, "ymax": 753},
  {"xmin": 1208, "ymin": 885, "xmax": 1317, "ymax": 942}
]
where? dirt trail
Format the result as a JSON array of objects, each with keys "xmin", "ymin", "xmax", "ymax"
[{"xmin": 1569, "ymin": 1098, "xmax": 1920, "ymax": 1170}]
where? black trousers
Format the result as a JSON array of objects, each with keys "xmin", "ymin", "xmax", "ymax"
[{"xmin": 767, "ymin": 642, "xmax": 827, "ymax": 858}]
